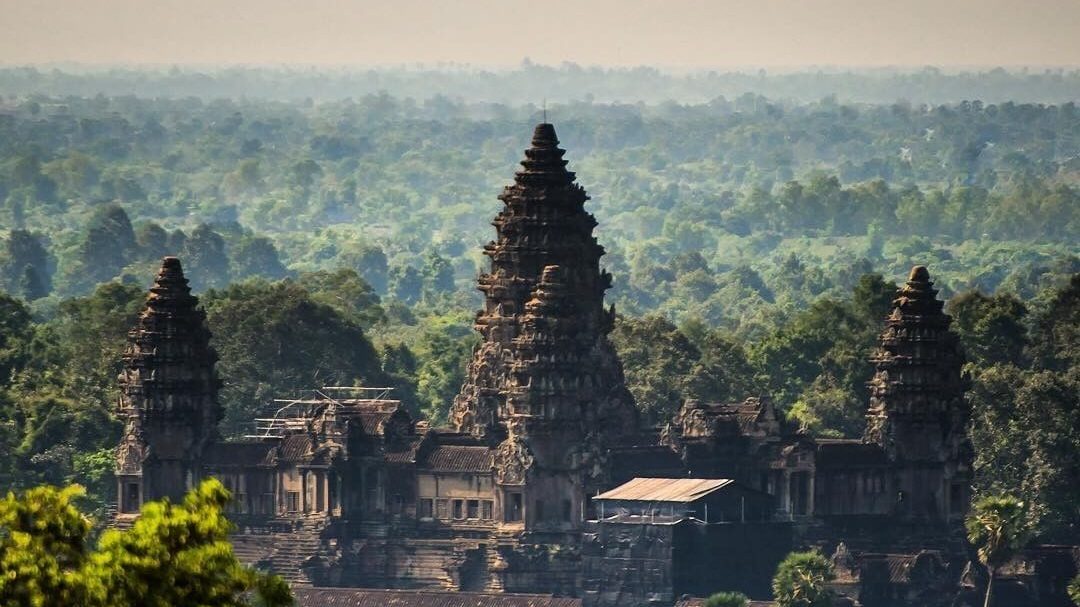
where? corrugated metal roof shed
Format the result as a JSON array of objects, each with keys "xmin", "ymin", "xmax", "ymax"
[
  {"xmin": 291, "ymin": 588, "xmax": 581, "ymax": 607},
  {"xmin": 594, "ymin": 478, "xmax": 735, "ymax": 503}
]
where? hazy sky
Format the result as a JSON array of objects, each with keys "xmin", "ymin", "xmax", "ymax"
[{"xmin": 3, "ymin": 0, "xmax": 1079, "ymax": 68}]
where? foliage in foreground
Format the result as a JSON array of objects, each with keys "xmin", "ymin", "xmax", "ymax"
[
  {"xmin": 966, "ymin": 495, "xmax": 1030, "ymax": 607},
  {"xmin": 704, "ymin": 591, "xmax": 750, "ymax": 607},
  {"xmin": 0, "ymin": 479, "xmax": 292, "ymax": 607},
  {"xmin": 772, "ymin": 550, "xmax": 836, "ymax": 607}
]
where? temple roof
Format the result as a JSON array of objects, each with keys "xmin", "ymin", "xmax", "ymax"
[
  {"xmin": 513, "ymin": 122, "xmax": 576, "ymax": 187},
  {"xmin": 890, "ymin": 265, "xmax": 945, "ymax": 318},
  {"xmin": 422, "ymin": 445, "xmax": 495, "ymax": 473},
  {"xmin": 118, "ymin": 256, "xmax": 220, "ymax": 420}
]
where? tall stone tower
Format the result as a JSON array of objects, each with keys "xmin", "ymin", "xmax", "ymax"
[
  {"xmin": 115, "ymin": 257, "xmax": 221, "ymax": 513},
  {"xmin": 451, "ymin": 123, "xmax": 637, "ymax": 531},
  {"xmin": 865, "ymin": 265, "xmax": 972, "ymax": 521}
]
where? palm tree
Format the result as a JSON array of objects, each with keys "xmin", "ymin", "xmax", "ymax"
[
  {"xmin": 965, "ymin": 495, "xmax": 1029, "ymax": 607},
  {"xmin": 772, "ymin": 550, "xmax": 836, "ymax": 607}
]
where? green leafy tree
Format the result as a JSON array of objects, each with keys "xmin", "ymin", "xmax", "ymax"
[
  {"xmin": 772, "ymin": 550, "xmax": 836, "ymax": 607},
  {"xmin": 423, "ymin": 250, "xmax": 455, "ymax": 297},
  {"xmin": 948, "ymin": 291, "xmax": 1028, "ymax": 367},
  {"xmin": 411, "ymin": 313, "xmax": 478, "ymax": 423},
  {"xmin": 612, "ymin": 315, "xmax": 705, "ymax": 424},
  {"xmin": 85, "ymin": 479, "xmax": 292, "ymax": 607},
  {"xmin": 2, "ymin": 230, "xmax": 52, "ymax": 296},
  {"xmin": 181, "ymin": 224, "xmax": 230, "ymax": 291},
  {"xmin": 389, "ymin": 264, "xmax": 424, "ymax": 305},
  {"xmin": 203, "ymin": 280, "xmax": 384, "ymax": 433},
  {"xmin": 18, "ymin": 265, "xmax": 48, "ymax": 301},
  {"xmin": 788, "ymin": 374, "xmax": 863, "ymax": 438},
  {"xmin": 35, "ymin": 281, "xmax": 145, "ymax": 403},
  {"xmin": 1028, "ymin": 274, "xmax": 1080, "ymax": 373},
  {"xmin": 0, "ymin": 484, "xmax": 90, "ymax": 606},
  {"xmin": 0, "ymin": 480, "xmax": 292, "ymax": 607},
  {"xmin": 1067, "ymin": 574, "xmax": 1079, "ymax": 606},
  {"xmin": 339, "ymin": 244, "xmax": 389, "ymax": 295},
  {"xmin": 134, "ymin": 222, "xmax": 170, "ymax": 261},
  {"xmin": 0, "ymin": 292, "xmax": 33, "ymax": 381},
  {"xmin": 61, "ymin": 205, "xmax": 137, "ymax": 294},
  {"xmin": 968, "ymin": 365, "xmax": 1079, "ymax": 540},
  {"xmin": 966, "ymin": 495, "xmax": 1030, "ymax": 607},
  {"xmin": 296, "ymin": 269, "xmax": 386, "ymax": 329},
  {"xmin": 230, "ymin": 235, "xmax": 289, "ymax": 280},
  {"xmin": 704, "ymin": 591, "xmax": 750, "ymax": 607}
]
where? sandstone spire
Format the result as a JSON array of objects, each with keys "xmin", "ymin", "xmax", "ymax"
[
  {"xmin": 865, "ymin": 265, "xmax": 972, "ymax": 518},
  {"xmin": 450, "ymin": 124, "xmax": 635, "ymax": 443},
  {"xmin": 116, "ymin": 256, "xmax": 221, "ymax": 509}
]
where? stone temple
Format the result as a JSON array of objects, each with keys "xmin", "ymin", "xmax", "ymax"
[{"xmin": 113, "ymin": 124, "xmax": 1076, "ymax": 607}]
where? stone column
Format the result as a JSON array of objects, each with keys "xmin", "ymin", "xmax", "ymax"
[{"xmin": 781, "ymin": 470, "xmax": 792, "ymax": 518}]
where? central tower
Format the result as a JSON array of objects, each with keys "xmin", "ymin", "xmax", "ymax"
[{"xmin": 451, "ymin": 123, "xmax": 636, "ymax": 531}]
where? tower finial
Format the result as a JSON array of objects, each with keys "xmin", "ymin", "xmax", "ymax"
[{"xmin": 543, "ymin": 98, "xmax": 547, "ymax": 124}]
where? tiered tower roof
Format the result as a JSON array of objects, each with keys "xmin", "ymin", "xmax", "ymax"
[
  {"xmin": 864, "ymin": 266, "xmax": 968, "ymax": 459},
  {"xmin": 118, "ymin": 256, "xmax": 221, "ymax": 427},
  {"xmin": 451, "ymin": 123, "xmax": 633, "ymax": 444}
]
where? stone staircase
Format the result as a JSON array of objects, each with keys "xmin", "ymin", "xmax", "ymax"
[
  {"xmin": 354, "ymin": 520, "xmax": 391, "ymax": 538},
  {"xmin": 229, "ymin": 518, "xmax": 329, "ymax": 587},
  {"xmin": 266, "ymin": 526, "xmax": 323, "ymax": 586}
]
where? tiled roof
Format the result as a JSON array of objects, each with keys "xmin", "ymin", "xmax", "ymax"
[
  {"xmin": 357, "ymin": 411, "xmax": 394, "ymax": 435},
  {"xmin": 291, "ymin": 588, "xmax": 581, "ymax": 607},
  {"xmin": 277, "ymin": 434, "xmax": 314, "ymax": 461},
  {"xmin": 384, "ymin": 436, "xmax": 423, "ymax": 464},
  {"xmin": 424, "ymin": 445, "xmax": 495, "ymax": 472},
  {"xmin": 595, "ymin": 477, "xmax": 735, "ymax": 503}
]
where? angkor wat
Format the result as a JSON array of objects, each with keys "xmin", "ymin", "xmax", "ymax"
[{"xmin": 113, "ymin": 124, "xmax": 1075, "ymax": 607}]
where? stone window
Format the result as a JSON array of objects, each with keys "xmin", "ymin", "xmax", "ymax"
[
  {"xmin": 481, "ymin": 500, "xmax": 494, "ymax": 520},
  {"xmin": 453, "ymin": 499, "xmax": 465, "ymax": 520},
  {"xmin": 467, "ymin": 499, "xmax": 480, "ymax": 519},
  {"xmin": 419, "ymin": 498, "xmax": 434, "ymax": 519},
  {"xmin": 436, "ymin": 498, "xmax": 449, "ymax": 519},
  {"xmin": 286, "ymin": 491, "xmax": 300, "ymax": 513}
]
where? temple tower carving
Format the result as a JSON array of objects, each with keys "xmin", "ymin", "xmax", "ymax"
[
  {"xmin": 115, "ymin": 256, "xmax": 221, "ymax": 513},
  {"xmin": 450, "ymin": 123, "xmax": 637, "ymax": 530},
  {"xmin": 864, "ymin": 265, "xmax": 972, "ymax": 520}
]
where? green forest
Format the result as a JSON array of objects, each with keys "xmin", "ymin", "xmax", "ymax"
[{"xmin": 0, "ymin": 67, "xmax": 1077, "ymax": 543}]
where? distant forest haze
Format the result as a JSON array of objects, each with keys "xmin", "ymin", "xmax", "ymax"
[
  {"xmin": 3, "ymin": 0, "xmax": 1079, "ymax": 67},
  {"xmin": 0, "ymin": 67, "xmax": 1077, "ymax": 543}
]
